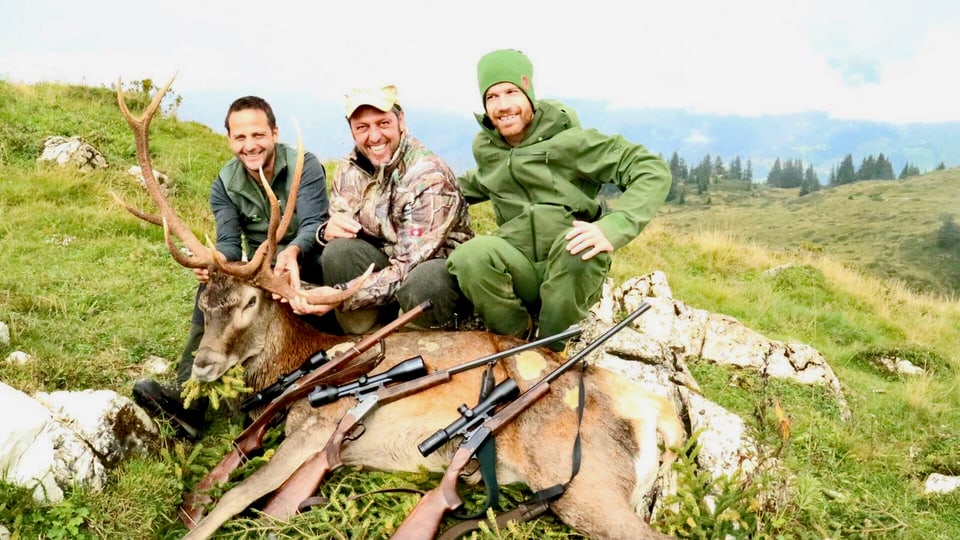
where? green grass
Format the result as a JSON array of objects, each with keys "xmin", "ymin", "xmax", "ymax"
[
  {"xmin": 2, "ymin": 80, "xmax": 960, "ymax": 538},
  {"xmin": 657, "ymin": 176, "xmax": 960, "ymax": 297}
]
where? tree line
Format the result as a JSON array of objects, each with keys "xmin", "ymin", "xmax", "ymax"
[
  {"xmin": 665, "ymin": 152, "xmax": 753, "ymax": 202},
  {"xmin": 652, "ymin": 151, "xmax": 949, "ymax": 204}
]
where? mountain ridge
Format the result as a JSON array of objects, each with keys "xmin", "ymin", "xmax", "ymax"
[{"xmin": 177, "ymin": 91, "xmax": 960, "ymax": 179}]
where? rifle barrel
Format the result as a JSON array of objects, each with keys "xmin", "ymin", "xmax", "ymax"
[
  {"xmin": 543, "ymin": 303, "xmax": 649, "ymax": 385},
  {"xmin": 447, "ymin": 325, "xmax": 582, "ymax": 377}
]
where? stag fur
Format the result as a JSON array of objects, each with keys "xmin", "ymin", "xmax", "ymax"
[
  {"xmin": 180, "ymin": 283, "xmax": 683, "ymax": 540},
  {"xmin": 116, "ymin": 75, "xmax": 683, "ymax": 539}
]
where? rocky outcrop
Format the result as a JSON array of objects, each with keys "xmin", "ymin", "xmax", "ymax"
[{"xmin": 37, "ymin": 136, "xmax": 107, "ymax": 171}]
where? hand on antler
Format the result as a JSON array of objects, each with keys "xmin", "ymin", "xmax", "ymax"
[{"xmin": 274, "ymin": 245, "xmax": 303, "ymax": 290}]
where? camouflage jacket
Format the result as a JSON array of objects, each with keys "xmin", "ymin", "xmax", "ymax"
[{"xmin": 332, "ymin": 133, "xmax": 473, "ymax": 310}]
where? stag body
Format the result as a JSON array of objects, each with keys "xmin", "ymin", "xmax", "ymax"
[{"xmin": 182, "ymin": 281, "xmax": 682, "ymax": 539}]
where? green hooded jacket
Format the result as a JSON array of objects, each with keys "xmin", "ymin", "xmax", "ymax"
[{"xmin": 459, "ymin": 100, "xmax": 671, "ymax": 262}]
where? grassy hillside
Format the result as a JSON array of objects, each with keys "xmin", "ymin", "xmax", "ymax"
[
  {"xmin": 655, "ymin": 174, "xmax": 960, "ymax": 297},
  {"xmin": 1, "ymin": 81, "xmax": 960, "ymax": 539}
]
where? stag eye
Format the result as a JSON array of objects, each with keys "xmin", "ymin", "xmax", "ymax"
[{"xmin": 244, "ymin": 296, "xmax": 257, "ymax": 310}]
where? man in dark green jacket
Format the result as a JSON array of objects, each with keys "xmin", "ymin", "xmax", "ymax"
[
  {"xmin": 447, "ymin": 49, "xmax": 671, "ymax": 350},
  {"xmin": 133, "ymin": 96, "xmax": 329, "ymax": 437}
]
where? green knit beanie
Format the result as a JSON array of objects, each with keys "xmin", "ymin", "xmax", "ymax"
[{"xmin": 477, "ymin": 49, "xmax": 535, "ymax": 107}]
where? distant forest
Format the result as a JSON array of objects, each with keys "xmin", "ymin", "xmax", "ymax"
[{"xmin": 656, "ymin": 151, "xmax": 949, "ymax": 202}]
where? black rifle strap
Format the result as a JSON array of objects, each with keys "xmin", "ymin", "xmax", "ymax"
[
  {"xmin": 440, "ymin": 361, "xmax": 590, "ymax": 539},
  {"xmin": 451, "ymin": 364, "xmax": 501, "ymax": 520},
  {"xmin": 438, "ymin": 499, "xmax": 550, "ymax": 540},
  {"xmin": 528, "ymin": 359, "xmax": 589, "ymax": 502}
]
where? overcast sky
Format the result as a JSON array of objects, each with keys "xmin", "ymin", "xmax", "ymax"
[{"xmin": 2, "ymin": 0, "xmax": 958, "ymax": 125}]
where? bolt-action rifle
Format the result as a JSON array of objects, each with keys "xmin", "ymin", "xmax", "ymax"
[
  {"xmin": 240, "ymin": 349, "xmax": 331, "ymax": 412},
  {"xmin": 390, "ymin": 303, "xmax": 652, "ymax": 540},
  {"xmin": 258, "ymin": 326, "xmax": 583, "ymax": 519},
  {"xmin": 179, "ymin": 301, "xmax": 432, "ymax": 528}
]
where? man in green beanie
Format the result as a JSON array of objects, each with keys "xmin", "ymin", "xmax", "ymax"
[{"xmin": 447, "ymin": 48, "xmax": 671, "ymax": 350}]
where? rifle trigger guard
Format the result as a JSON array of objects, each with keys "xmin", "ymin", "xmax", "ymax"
[
  {"xmin": 345, "ymin": 422, "xmax": 366, "ymax": 442},
  {"xmin": 352, "ymin": 339, "xmax": 386, "ymax": 365}
]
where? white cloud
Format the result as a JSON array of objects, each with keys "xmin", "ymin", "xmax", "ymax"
[{"xmin": 2, "ymin": 0, "xmax": 958, "ymax": 123}]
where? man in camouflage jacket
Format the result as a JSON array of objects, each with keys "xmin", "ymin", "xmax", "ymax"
[{"xmin": 292, "ymin": 85, "xmax": 473, "ymax": 332}]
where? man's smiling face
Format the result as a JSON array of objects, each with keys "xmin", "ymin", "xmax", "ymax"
[
  {"xmin": 484, "ymin": 81, "xmax": 534, "ymax": 146},
  {"xmin": 227, "ymin": 108, "xmax": 278, "ymax": 177},
  {"xmin": 348, "ymin": 105, "xmax": 405, "ymax": 166}
]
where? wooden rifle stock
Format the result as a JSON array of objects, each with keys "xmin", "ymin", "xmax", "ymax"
[
  {"xmin": 259, "ymin": 325, "xmax": 583, "ymax": 520},
  {"xmin": 261, "ymin": 370, "xmax": 452, "ymax": 518},
  {"xmin": 178, "ymin": 301, "xmax": 430, "ymax": 528},
  {"xmin": 391, "ymin": 304, "xmax": 650, "ymax": 539},
  {"xmin": 389, "ymin": 386, "xmax": 549, "ymax": 540},
  {"xmin": 390, "ymin": 439, "xmax": 479, "ymax": 540}
]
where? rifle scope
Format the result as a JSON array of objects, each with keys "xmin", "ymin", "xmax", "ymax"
[
  {"xmin": 418, "ymin": 377, "xmax": 519, "ymax": 457},
  {"xmin": 241, "ymin": 348, "xmax": 330, "ymax": 411},
  {"xmin": 307, "ymin": 355, "xmax": 427, "ymax": 408}
]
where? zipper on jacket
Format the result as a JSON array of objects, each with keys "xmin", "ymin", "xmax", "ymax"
[{"xmin": 508, "ymin": 149, "xmax": 539, "ymax": 260}]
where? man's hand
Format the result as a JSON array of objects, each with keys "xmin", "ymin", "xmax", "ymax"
[
  {"xmin": 192, "ymin": 267, "xmax": 210, "ymax": 283},
  {"xmin": 324, "ymin": 213, "xmax": 362, "ymax": 241},
  {"xmin": 565, "ymin": 220, "xmax": 614, "ymax": 260},
  {"xmin": 274, "ymin": 245, "xmax": 302, "ymax": 290}
]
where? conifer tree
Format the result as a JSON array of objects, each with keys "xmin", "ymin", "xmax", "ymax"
[
  {"xmin": 767, "ymin": 158, "xmax": 783, "ymax": 187},
  {"xmin": 799, "ymin": 164, "xmax": 820, "ymax": 196},
  {"xmin": 744, "ymin": 159, "xmax": 753, "ymax": 182},
  {"xmin": 833, "ymin": 154, "xmax": 856, "ymax": 185},
  {"xmin": 729, "ymin": 156, "xmax": 743, "ymax": 180},
  {"xmin": 857, "ymin": 155, "xmax": 877, "ymax": 180},
  {"xmin": 713, "ymin": 156, "xmax": 726, "ymax": 180},
  {"xmin": 877, "ymin": 153, "xmax": 895, "ymax": 179},
  {"xmin": 899, "ymin": 162, "xmax": 921, "ymax": 178},
  {"xmin": 937, "ymin": 214, "xmax": 960, "ymax": 251}
]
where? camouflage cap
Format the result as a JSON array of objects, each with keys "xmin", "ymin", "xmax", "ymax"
[{"xmin": 345, "ymin": 85, "xmax": 400, "ymax": 119}]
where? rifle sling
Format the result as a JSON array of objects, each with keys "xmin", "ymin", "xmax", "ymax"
[
  {"xmin": 445, "ymin": 360, "xmax": 590, "ymax": 535},
  {"xmin": 535, "ymin": 359, "xmax": 588, "ymax": 498},
  {"xmin": 437, "ymin": 498, "xmax": 551, "ymax": 540},
  {"xmin": 451, "ymin": 364, "xmax": 501, "ymax": 521}
]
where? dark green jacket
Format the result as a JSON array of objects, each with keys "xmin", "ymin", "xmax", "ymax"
[
  {"xmin": 210, "ymin": 143, "xmax": 328, "ymax": 261},
  {"xmin": 459, "ymin": 100, "xmax": 671, "ymax": 262}
]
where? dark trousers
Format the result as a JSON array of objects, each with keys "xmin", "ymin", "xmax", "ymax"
[{"xmin": 320, "ymin": 238, "xmax": 467, "ymax": 329}]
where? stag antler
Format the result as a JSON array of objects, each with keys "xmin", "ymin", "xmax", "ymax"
[
  {"xmin": 115, "ymin": 74, "xmax": 213, "ymax": 269},
  {"xmin": 115, "ymin": 74, "xmax": 363, "ymax": 304}
]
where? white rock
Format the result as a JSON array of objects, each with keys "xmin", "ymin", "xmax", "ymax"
[
  {"xmin": 4, "ymin": 351, "xmax": 31, "ymax": 365},
  {"xmin": 925, "ymin": 473, "xmax": 960, "ymax": 494}
]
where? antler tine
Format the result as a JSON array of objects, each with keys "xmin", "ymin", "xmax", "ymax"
[
  {"xmin": 296, "ymin": 263, "xmax": 375, "ymax": 305},
  {"xmin": 116, "ymin": 73, "xmax": 214, "ymax": 269},
  {"xmin": 212, "ymin": 166, "xmax": 279, "ymax": 281},
  {"xmin": 275, "ymin": 118, "xmax": 304, "ymax": 243},
  {"xmin": 108, "ymin": 190, "xmax": 163, "ymax": 226}
]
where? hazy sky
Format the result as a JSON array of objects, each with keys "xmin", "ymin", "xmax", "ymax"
[{"xmin": 2, "ymin": 0, "xmax": 958, "ymax": 124}]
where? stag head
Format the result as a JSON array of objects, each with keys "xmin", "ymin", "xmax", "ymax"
[{"xmin": 116, "ymin": 74, "xmax": 363, "ymax": 382}]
